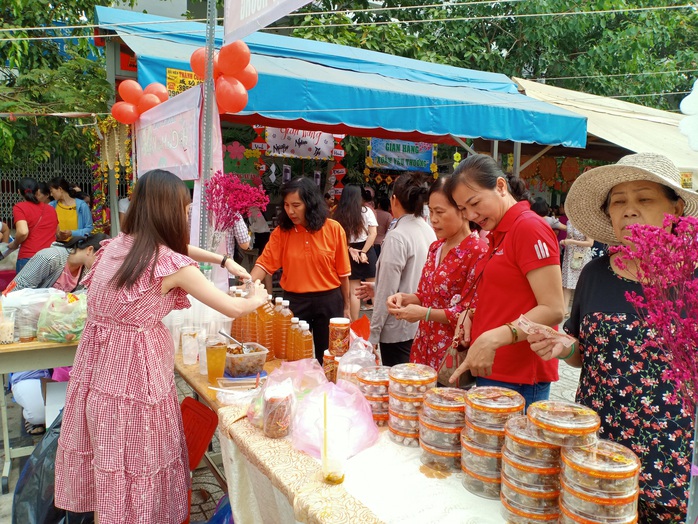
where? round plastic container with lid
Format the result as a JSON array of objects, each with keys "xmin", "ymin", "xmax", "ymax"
[
  {"xmin": 463, "ymin": 418, "xmax": 506, "ymax": 449},
  {"xmin": 389, "ymin": 408, "xmax": 419, "ymax": 433},
  {"xmin": 500, "ymin": 470, "xmax": 561, "ymax": 512},
  {"xmin": 502, "ymin": 446, "xmax": 561, "ymax": 491},
  {"xmin": 527, "ymin": 401, "xmax": 601, "ymax": 447},
  {"xmin": 559, "ymin": 500, "xmax": 638, "ymax": 524},
  {"xmin": 418, "ymin": 413, "xmax": 463, "ymax": 450},
  {"xmin": 505, "ymin": 415, "xmax": 561, "ymax": 465},
  {"xmin": 560, "ymin": 477, "xmax": 638, "ymax": 520},
  {"xmin": 356, "ymin": 366, "xmax": 390, "ymax": 397},
  {"xmin": 500, "ymin": 495, "xmax": 560, "ymax": 523},
  {"xmin": 365, "ymin": 395, "xmax": 390, "ymax": 413},
  {"xmin": 387, "ymin": 424, "xmax": 419, "ymax": 447},
  {"xmin": 460, "ymin": 432, "xmax": 502, "ymax": 476},
  {"xmin": 420, "ymin": 440, "xmax": 461, "ymax": 472},
  {"xmin": 389, "ymin": 391, "xmax": 425, "ymax": 414},
  {"xmin": 560, "ymin": 440, "xmax": 641, "ymax": 496},
  {"xmin": 421, "ymin": 387, "xmax": 466, "ymax": 425},
  {"xmin": 465, "ymin": 386, "xmax": 525, "ymax": 427},
  {"xmin": 388, "ymin": 363, "xmax": 437, "ymax": 397},
  {"xmin": 328, "ymin": 317, "xmax": 351, "ymax": 356},
  {"xmin": 461, "ymin": 461, "xmax": 501, "ymax": 499},
  {"xmin": 373, "ymin": 412, "xmax": 388, "ymax": 427}
]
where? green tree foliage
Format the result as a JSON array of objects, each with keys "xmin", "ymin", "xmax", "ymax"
[
  {"xmin": 287, "ymin": 0, "xmax": 697, "ymax": 111},
  {"xmin": 0, "ymin": 1, "xmax": 127, "ymax": 169}
]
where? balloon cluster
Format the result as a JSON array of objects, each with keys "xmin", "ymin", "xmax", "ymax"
[
  {"xmin": 189, "ymin": 40, "xmax": 258, "ymax": 114},
  {"xmin": 111, "ymin": 80, "xmax": 169, "ymax": 124}
]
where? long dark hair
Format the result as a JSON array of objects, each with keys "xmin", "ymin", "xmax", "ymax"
[
  {"xmin": 391, "ymin": 172, "xmax": 429, "ymax": 217},
  {"xmin": 18, "ymin": 178, "xmax": 40, "ymax": 204},
  {"xmin": 49, "ymin": 177, "xmax": 77, "ymax": 198},
  {"xmin": 444, "ymin": 154, "xmax": 531, "ymax": 204},
  {"xmin": 278, "ymin": 177, "xmax": 328, "ymax": 232},
  {"xmin": 111, "ymin": 170, "xmax": 191, "ymax": 290},
  {"xmin": 332, "ymin": 185, "xmax": 366, "ymax": 240}
]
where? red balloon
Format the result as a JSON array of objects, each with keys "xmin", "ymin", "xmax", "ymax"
[
  {"xmin": 118, "ymin": 79, "xmax": 143, "ymax": 105},
  {"xmin": 111, "ymin": 101, "xmax": 139, "ymax": 124},
  {"xmin": 235, "ymin": 64, "xmax": 258, "ymax": 90},
  {"xmin": 137, "ymin": 93, "xmax": 161, "ymax": 114},
  {"xmin": 144, "ymin": 82, "xmax": 169, "ymax": 102},
  {"xmin": 190, "ymin": 47, "xmax": 207, "ymax": 79},
  {"xmin": 215, "ymin": 76, "xmax": 248, "ymax": 114},
  {"xmin": 213, "ymin": 52, "xmax": 223, "ymax": 78},
  {"xmin": 218, "ymin": 41, "xmax": 251, "ymax": 77}
]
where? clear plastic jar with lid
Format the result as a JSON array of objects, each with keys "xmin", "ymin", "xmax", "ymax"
[
  {"xmin": 560, "ymin": 477, "xmax": 638, "ymax": 521},
  {"xmin": 560, "ymin": 440, "xmax": 641, "ymax": 496},
  {"xmin": 505, "ymin": 415, "xmax": 561, "ymax": 465},
  {"xmin": 419, "ymin": 412, "xmax": 463, "ymax": 450},
  {"xmin": 501, "ymin": 446, "xmax": 561, "ymax": 491},
  {"xmin": 460, "ymin": 432, "xmax": 502, "ymax": 476},
  {"xmin": 500, "ymin": 495, "xmax": 560, "ymax": 523},
  {"xmin": 559, "ymin": 500, "xmax": 638, "ymax": 524},
  {"xmin": 465, "ymin": 386, "xmax": 525, "ymax": 427},
  {"xmin": 17, "ymin": 306, "xmax": 37, "ymax": 343},
  {"xmin": 500, "ymin": 470, "xmax": 561, "ymax": 512},
  {"xmin": 388, "ymin": 363, "xmax": 437, "ymax": 397},
  {"xmin": 389, "ymin": 408, "xmax": 419, "ymax": 434},
  {"xmin": 421, "ymin": 387, "xmax": 466, "ymax": 425},
  {"xmin": 461, "ymin": 461, "xmax": 501, "ymax": 499},
  {"xmin": 420, "ymin": 440, "xmax": 460, "ymax": 472},
  {"xmin": 387, "ymin": 424, "xmax": 419, "ymax": 447},
  {"xmin": 463, "ymin": 418, "xmax": 506, "ymax": 449},
  {"xmin": 356, "ymin": 366, "xmax": 390, "ymax": 397},
  {"xmin": 389, "ymin": 391, "xmax": 424, "ymax": 414},
  {"xmin": 527, "ymin": 400, "xmax": 600, "ymax": 448}
]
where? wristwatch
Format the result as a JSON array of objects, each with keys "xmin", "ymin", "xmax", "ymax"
[{"xmin": 220, "ymin": 254, "xmax": 230, "ymax": 268}]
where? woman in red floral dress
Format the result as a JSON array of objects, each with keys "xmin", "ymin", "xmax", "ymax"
[
  {"xmin": 54, "ymin": 170, "xmax": 268, "ymax": 524},
  {"xmin": 387, "ymin": 177, "xmax": 487, "ymax": 369}
]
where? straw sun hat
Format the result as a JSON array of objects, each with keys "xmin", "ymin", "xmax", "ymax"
[{"xmin": 564, "ymin": 153, "xmax": 698, "ymax": 246}]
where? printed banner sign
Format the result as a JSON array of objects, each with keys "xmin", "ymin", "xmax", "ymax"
[
  {"xmin": 265, "ymin": 127, "xmax": 334, "ymax": 159},
  {"xmin": 224, "ymin": 0, "xmax": 313, "ymax": 44},
  {"xmin": 166, "ymin": 68, "xmax": 202, "ymax": 98},
  {"xmin": 135, "ymin": 86, "xmax": 202, "ymax": 181},
  {"xmin": 370, "ymin": 138, "xmax": 433, "ymax": 172},
  {"xmin": 681, "ymin": 171, "xmax": 694, "ymax": 189}
]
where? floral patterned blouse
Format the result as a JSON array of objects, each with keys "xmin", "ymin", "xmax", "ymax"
[
  {"xmin": 410, "ymin": 233, "xmax": 488, "ymax": 369},
  {"xmin": 565, "ymin": 256, "xmax": 693, "ymax": 523}
]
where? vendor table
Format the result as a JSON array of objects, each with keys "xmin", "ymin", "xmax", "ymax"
[
  {"xmin": 218, "ymin": 405, "xmax": 507, "ymax": 524},
  {"xmin": 0, "ymin": 340, "xmax": 79, "ymax": 494},
  {"xmin": 174, "ymin": 353, "xmax": 282, "ymax": 490}
]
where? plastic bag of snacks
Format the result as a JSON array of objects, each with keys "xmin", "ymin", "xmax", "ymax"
[
  {"xmin": 37, "ymin": 293, "xmax": 87, "ymax": 343},
  {"xmin": 263, "ymin": 378, "xmax": 296, "ymax": 439},
  {"xmin": 292, "ymin": 380, "xmax": 378, "ymax": 459},
  {"xmin": 247, "ymin": 359, "xmax": 328, "ymax": 428},
  {"xmin": 337, "ymin": 338, "xmax": 376, "ymax": 386}
]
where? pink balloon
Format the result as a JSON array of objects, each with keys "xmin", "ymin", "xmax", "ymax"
[
  {"xmin": 117, "ymin": 79, "xmax": 143, "ymax": 105},
  {"xmin": 235, "ymin": 64, "xmax": 258, "ymax": 90},
  {"xmin": 215, "ymin": 76, "xmax": 248, "ymax": 114},
  {"xmin": 218, "ymin": 41, "xmax": 251, "ymax": 77},
  {"xmin": 137, "ymin": 93, "xmax": 161, "ymax": 115}
]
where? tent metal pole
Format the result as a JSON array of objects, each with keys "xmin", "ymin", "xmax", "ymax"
[
  {"xmin": 491, "ymin": 140, "xmax": 499, "ymax": 161},
  {"xmin": 513, "ymin": 142, "xmax": 522, "ymax": 175},
  {"xmin": 519, "ymin": 145, "xmax": 553, "ymax": 171},
  {"xmin": 450, "ymin": 135, "xmax": 477, "ymax": 156},
  {"xmin": 197, "ymin": 0, "xmax": 218, "ymax": 249}
]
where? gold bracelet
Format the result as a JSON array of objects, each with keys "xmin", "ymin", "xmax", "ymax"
[{"xmin": 504, "ymin": 323, "xmax": 518, "ymax": 345}]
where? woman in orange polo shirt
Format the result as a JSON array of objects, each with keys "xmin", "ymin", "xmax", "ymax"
[
  {"xmin": 445, "ymin": 155, "xmax": 565, "ymax": 407},
  {"xmin": 250, "ymin": 177, "xmax": 351, "ymax": 360}
]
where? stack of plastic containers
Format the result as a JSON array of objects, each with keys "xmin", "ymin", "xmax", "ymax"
[
  {"xmin": 356, "ymin": 366, "xmax": 390, "ymax": 427},
  {"xmin": 559, "ymin": 440, "xmax": 641, "ymax": 524},
  {"xmin": 460, "ymin": 386, "xmax": 525, "ymax": 499},
  {"xmin": 527, "ymin": 401, "xmax": 601, "ymax": 448},
  {"xmin": 419, "ymin": 388, "xmax": 466, "ymax": 472},
  {"xmin": 499, "ymin": 415, "xmax": 562, "ymax": 522},
  {"xmin": 387, "ymin": 363, "xmax": 437, "ymax": 447}
]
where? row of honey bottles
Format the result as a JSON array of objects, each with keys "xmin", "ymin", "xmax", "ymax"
[{"xmin": 230, "ymin": 292, "xmax": 314, "ymax": 361}]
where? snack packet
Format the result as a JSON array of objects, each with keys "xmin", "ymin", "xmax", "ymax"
[{"xmin": 517, "ymin": 315, "xmax": 575, "ymax": 348}]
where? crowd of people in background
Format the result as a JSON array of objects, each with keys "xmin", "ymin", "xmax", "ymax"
[{"xmin": 1, "ymin": 151, "xmax": 694, "ymax": 524}]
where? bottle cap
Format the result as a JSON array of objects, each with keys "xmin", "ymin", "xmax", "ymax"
[
  {"xmin": 275, "ymin": 297, "xmax": 283, "ymax": 304},
  {"xmin": 291, "ymin": 317, "xmax": 299, "ymax": 323},
  {"xmin": 282, "ymin": 300, "xmax": 290, "ymax": 306},
  {"xmin": 267, "ymin": 294, "xmax": 273, "ymax": 301}
]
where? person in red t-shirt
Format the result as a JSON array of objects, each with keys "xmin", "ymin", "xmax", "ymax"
[
  {"xmin": 6, "ymin": 178, "xmax": 59, "ymax": 273},
  {"xmin": 444, "ymin": 155, "xmax": 565, "ymax": 407}
]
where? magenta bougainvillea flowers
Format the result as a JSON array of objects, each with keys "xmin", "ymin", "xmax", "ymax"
[{"xmin": 204, "ymin": 170, "xmax": 269, "ymax": 231}]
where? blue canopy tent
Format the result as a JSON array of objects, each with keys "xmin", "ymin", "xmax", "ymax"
[{"xmin": 95, "ymin": 6, "xmax": 587, "ymax": 149}]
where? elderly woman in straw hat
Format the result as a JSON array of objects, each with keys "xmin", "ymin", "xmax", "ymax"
[{"xmin": 529, "ymin": 153, "xmax": 698, "ymax": 523}]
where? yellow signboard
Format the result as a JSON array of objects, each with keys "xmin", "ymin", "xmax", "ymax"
[
  {"xmin": 166, "ymin": 68, "xmax": 202, "ymax": 97},
  {"xmin": 681, "ymin": 171, "xmax": 694, "ymax": 189}
]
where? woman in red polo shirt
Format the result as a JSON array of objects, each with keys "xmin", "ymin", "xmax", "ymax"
[
  {"xmin": 250, "ymin": 177, "xmax": 351, "ymax": 360},
  {"xmin": 445, "ymin": 155, "xmax": 565, "ymax": 407}
]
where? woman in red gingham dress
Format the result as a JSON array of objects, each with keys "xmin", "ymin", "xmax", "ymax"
[{"xmin": 55, "ymin": 170, "xmax": 267, "ymax": 524}]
